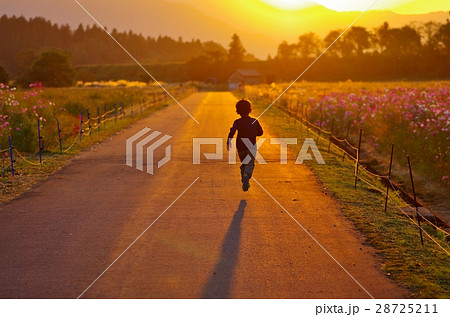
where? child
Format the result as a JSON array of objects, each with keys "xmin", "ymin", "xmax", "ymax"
[{"xmin": 227, "ymin": 99, "xmax": 263, "ymax": 191}]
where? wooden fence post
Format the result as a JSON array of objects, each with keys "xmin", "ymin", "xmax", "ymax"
[
  {"xmin": 97, "ymin": 106, "xmax": 101, "ymax": 132},
  {"xmin": 87, "ymin": 110, "xmax": 91, "ymax": 136},
  {"xmin": 8, "ymin": 135, "xmax": 15, "ymax": 177},
  {"xmin": 56, "ymin": 118, "xmax": 62, "ymax": 153},
  {"xmin": 407, "ymin": 155, "xmax": 424, "ymax": 246},
  {"xmin": 384, "ymin": 144, "xmax": 394, "ymax": 212},
  {"xmin": 79, "ymin": 110, "xmax": 83, "ymax": 142},
  {"xmin": 37, "ymin": 118, "xmax": 42, "ymax": 163},
  {"xmin": 317, "ymin": 113, "xmax": 323, "ymax": 145},
  {"xmin": 328, "ymin": 118, "xmax": 334, "ymax": 153},
  {"xmin": 103, "ymin": 105, "xmax": 107, "ymax": 129},
  {"xmin": 342, "ymin": 120, "xmax": 351, "ymax": 162},
  {"xmin": 305, "ymin": 107, "xmax": 309, "ymax": 138},
  {"xmin": 300, "ymin": 105, "xmax": 303, "ymax": 135},
  {"xmin": 354, "ymin": 128, "xmax": 362, "ymax": 189}
]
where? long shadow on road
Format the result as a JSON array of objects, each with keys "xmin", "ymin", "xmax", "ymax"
[{"xmin": 202, "ymin": 199, "xmax": 246, "ymax": 299}]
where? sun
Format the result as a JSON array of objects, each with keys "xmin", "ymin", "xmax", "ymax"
[
  {"xmin": 260, "ymin": 0, "xmax": 314, "ymax": 11},
  {"xmin": 259, "ymin": 0, "xmax": 407, "ymax": 12}
]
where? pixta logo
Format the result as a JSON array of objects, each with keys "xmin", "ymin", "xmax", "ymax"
[
  {"xmin": 126, "ymin": 127, "xmax": 172, "ymax": 175},
  {"xmin": 193, "ymin": 137, "xmax": 325, "ymax": 165},
  {"xmin": 126, "ymin": 131, "xmax": 325, "ymax": 176}
]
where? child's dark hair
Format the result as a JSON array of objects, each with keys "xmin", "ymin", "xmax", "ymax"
[{"xmin": 236, "ymin": 99, "xmax": 252, "ymax": 116}]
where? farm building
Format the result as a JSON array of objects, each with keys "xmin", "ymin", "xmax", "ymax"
[{"xmin": 228, "ymin": 69, "xmax": 262, "ymax": 90}]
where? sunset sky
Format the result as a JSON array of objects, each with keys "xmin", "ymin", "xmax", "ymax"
[
  {"xmin": 171, "ymin": 0, "xmax": 450, "ymax": 14},
  {"xmin": 167, "ymin": 0, "xmax": 449, "ymax": 40},
  {"xmin": 261, "ymin": 0, "xmax": 449, "ymax": 13},
  {"xmin": 1, "ymin": 0, "xmax": 449, "ymax": 58},
  {"xmin": 168, "ymin": 0, "xmax": 449, "ymax": 54}
]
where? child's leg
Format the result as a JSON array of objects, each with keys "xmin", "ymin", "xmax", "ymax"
[
  {"xmin": 238, "ymin": 150, "xmax": 252, "ymax": 191},
  {"xmin": 238, "ymin": 150, "xmax": 250, "ymax": 182},
  {"xmin": 239, "ymin": 165, "xmax": 245, "ymax": 182},
  {"xmin": 244, "ymin": 154, "xmax": 255, "ymax": 179}
]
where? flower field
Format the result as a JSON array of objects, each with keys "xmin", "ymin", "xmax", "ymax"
[
  {"xmin": 244, "ymin": 81, "xmax": 450, "ymax": 210},
  {"xmin": 0, "ymin": 82, "xmax": 183, "ymax": 154},
  {"xmin": 310, "ymin": 85, "xmax": 449, "ymax": 179}
]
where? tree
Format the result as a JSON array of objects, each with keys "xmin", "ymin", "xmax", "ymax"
[
  {"xmin": 398, "ymin": 26, "xmax": 422, "ymax": 55},
  {"xmin": 203, "ymin": 41, "xmax": 227, "ymax": 62},
  {"xmin": 417, "ymin": 21, "xmax": 441, "ymax": 54},
  {"xmin": 437, "ymin": 17, "xmax": 450, "ymax": 55},
  {"xmin": 30, "ymin": 50, "xmax": 75, "ymax": 87},
  {"xmin": 344, "ymin": 26, "xmax": 371, "ymax": 56},
  {"xmin": 186, "ymin": 55, "xmax": 213, "ymax": 81},
  {"xmin": 228, "ymin": 34, "xmax": 246, "ymax": 68},
  {"xmin": 0, "ymin": 15, "xmax": 232, "ymax": 72},
  {"xmin": 376, "ymin": 22, "xmax": 391, "ymax": 54},
  {"xmin": 73, "ymin": 23, "xmax": 85, "ymax": 42},
  {"xmin": 297, "ymin": 32, "xmax": 321, "ymax": 58},
  {"xmin": 14, "ymin": 49, "xmax": 36, "ymax": 81},
  {"xmin": 324, "ymin": 30, "xmax": 343, "ymax": 57},
  {"xmin": 277, "ymin": 41, "xmax": 297, "ymax": 60},
  {"xmin": 377, "ymin": 23, "xmax": 422, "ymax": 56},
  {"xmin": 0, "ymin": 64, "xmax": 9, "ymax": 84},
  {"xmin": 244, "ymin": 53, "xmax": 259, "ymax": 62}
]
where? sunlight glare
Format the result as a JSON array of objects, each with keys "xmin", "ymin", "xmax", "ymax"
[
  {"xmin": 260, "ymin": 0, "xmax": 314, "ymax": 10},
  {"xmin": 260, "ymin": 0, "xmax": 405, "ymax": 11}
]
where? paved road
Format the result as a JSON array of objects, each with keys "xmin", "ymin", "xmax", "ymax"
[{"xmin": 0, "ymin": 92, "xmax": 408, "ymax": 298}]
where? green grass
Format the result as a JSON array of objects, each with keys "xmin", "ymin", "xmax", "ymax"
[
  {"xmin": 250, "ymin": 97, "xmax": 450, "ymax": 298},
  {"xmin": 1, "ymin": 85, "xmax": 172, "ymax": 153}
]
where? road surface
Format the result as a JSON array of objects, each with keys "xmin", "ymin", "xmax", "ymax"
[{"xmin": 0, "ymin": 92, "xmax": 408, "ymax": 298}]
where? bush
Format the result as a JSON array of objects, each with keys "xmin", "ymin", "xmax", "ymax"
[
  {"xmin": 30, "ymin": 50, "xmax": 75, "ymax": 87},
  {"xmin": 0, "ymin": 65, "xmax": 9, "ymax": 84}
]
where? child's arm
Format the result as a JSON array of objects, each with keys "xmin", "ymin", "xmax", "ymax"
[
  {"xmin": 227, "ymin": 120, "xmax": 238, "ymax": 151},
  {"xmin": 255, "ymin": 120, "xmax": 263, "ymax": 136}
]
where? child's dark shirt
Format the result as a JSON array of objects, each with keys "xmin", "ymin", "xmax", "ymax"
[{"xmin": 227, "ymin": 116, "xmax": 263, "ymax": 152}]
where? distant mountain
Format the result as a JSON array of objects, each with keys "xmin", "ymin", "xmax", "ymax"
[
  {"xmin": 1, "ymin": 0, "xmax": 448, "ymax": 58},
  {"xmin": 0, "ymin": 0, "xmax": 239, "ymax": 43}
]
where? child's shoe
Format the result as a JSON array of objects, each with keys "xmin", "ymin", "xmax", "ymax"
[{"xmin": 242, "ymin": 174, "xmax": 250, "ymax": 191}]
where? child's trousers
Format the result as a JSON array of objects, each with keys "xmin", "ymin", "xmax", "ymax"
[{"xmin": 238, "ymin": 150, "xmax": 255, "ymax": 182}]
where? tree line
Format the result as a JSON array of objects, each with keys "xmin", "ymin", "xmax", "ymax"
[
  {"xmin": 0, "ymin": 13, "xmax": 449, "ymax": 85},
  {"xmin": 187, "ymin": 17, "xmax": 450, "ymax": 82},
  {"xmin": 0, "ymin": 14, "xmax": 227, "ymax": 80},
  {"xmin": 274, "ymin": 20, "xmax": 450, "ymax": 59}
]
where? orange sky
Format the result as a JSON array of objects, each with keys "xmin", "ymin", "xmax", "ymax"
[
  {"xmin": 167, "ymin": 0, "xmax": 450, "ymax": 39},
  {"xmin": 171, "ymin": 0, "xmax": 450, "ymax": 14},
  {"xmin": 163, "ymin": 0, "xmax": 449, "ymax": 57},
  {"xmin": 2, "ymin": 0, "xmax": 449, "ymax": 58}
]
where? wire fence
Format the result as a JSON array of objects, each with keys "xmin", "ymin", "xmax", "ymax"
[
  {"xmin": 247, "ymin": 90, "xmax": 450, "ymax": 255},
  {"xmin": 1, "ymin": 87, "xmax": 194, "ymax": 177},
  {"xmin": 3, "ymin": 87, "xmax": 449, "ymax": 254}
]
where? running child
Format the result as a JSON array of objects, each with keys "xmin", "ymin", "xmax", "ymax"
[{"xmin": 227, "ymin": 99, "xmax": 263, "ymax": 192}]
